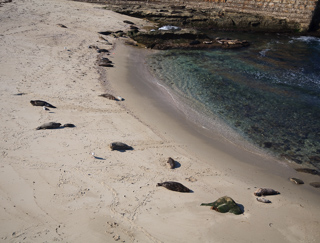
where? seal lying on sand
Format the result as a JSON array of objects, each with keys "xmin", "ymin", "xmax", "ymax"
[
  {"xmin": 290, "ymin": 178, "xmax": 304, "ymax": 185},
  {"xmin": 36, "ymin": 122, "xmax": 61, "ymax": 130},
  {"xmin": 200, "ymin": 196, "xmax": 242, "ymax": 215},
  {"xmin": 99, "ymin": 93, "xmax": 116, "ymax": 100},
  {"xmin": 167, "ymin": 157, "xmax": 175, "ymax": 169},
  {"xmin": 254, "ymin": 188, "xmax": 280, "ymax": 196},
  {"xmin": 109, "ymin": 142, "xmax": 132, "ymax": 151},
  {"xmin": 156, "ymin": 181, "xmax": 191, "ymax": 192},
  {"xmin": 256, "ymin": 198, "xmax": 271, "ymax": 203},
  {"xmin": 30, "ymin": 100, "xmax": 56, "ymax": 108}
]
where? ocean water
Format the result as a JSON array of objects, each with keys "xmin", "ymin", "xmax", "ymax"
[{"xmin": 147, "ymin": 32, "xmax": 320, "ymax": 169}]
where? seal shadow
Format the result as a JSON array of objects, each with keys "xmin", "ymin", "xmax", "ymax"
[
  {"xmin": 116, "ymin": 148, "xmax": 134, "ymax": 153},
  {"xmin": 93, "ymin": 156, "xmax": 106, "ymax": 160},
  {"xmin": 174, "ymin": 161, "xmax": 181, "ymax": 169},
  {"xmin": 237, "ymin": 203, "xmax": 245, "ymax": 213}
]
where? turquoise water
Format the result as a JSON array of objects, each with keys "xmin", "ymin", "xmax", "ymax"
[{"xmin": 147, "ymin": 33, "xmax": 320, "ymax": 169}]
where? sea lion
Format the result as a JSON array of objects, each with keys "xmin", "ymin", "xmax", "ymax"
[
  {"xmin": 290, "ymin": 178, "xmax": 304, "ymax": 185},
  {"xmin": 156, "ymin": 181, "xmax": 191, "ymax": 192},
  {"xmin": 295, "ymin": 168, "xmax": 319, "ymax": 175},
  {"xmin": 256, "ymin": 197, "xmax": 271, "ymax": 203},
  {"xmin": 167, "ymin": 157, "xmax": 175, "ymax": 169},
  {"xmin": 310, "ymin": 182, "xmax": 320, "ymax": 188},
  {"xmin": 30, "ymin": 100, "xmax": 56, "ymax": 108},
  {"xmin": 36, "ymin": 122, "xmax": 61, "ymax": 130},
  {"xmin": 254, "ymin": 188, "xmax": 280, "ymax": 196},
  {"xmin": 99, "ymin": 94, "xmax": 116, "ymax": 100},
  {"xmin": 109, "ymin": 142, "xmax": 132, "ymax": 151},
  {"xmin": 63, "ymin": 123, "xmax": 75, "ymax": 128},
  {"xmin": 201, "ymin": 196, "xmax": 242, "ymax": 215},
  {"xmin": 98, "ymin": 58, "xmax": 113, "ymax": 67}
]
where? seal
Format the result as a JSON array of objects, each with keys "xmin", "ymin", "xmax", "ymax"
[
  {"xmin": 201, "ymin": 196, "xmax": 242, "ymax": 215},
  {"xmin": 290, "ymin": 178, "xmax": 304, "ymax": 185},
  {"xmin": 256, "ymin": 198, "xmax": 271, "ymax": 203},
  {"xmin": 167, "ymin": 157, "xmax": 175, "ymax": 169},
  {"xmin": 30, "ymin": 100, "xmax": 56, "ymax": 108},
  {"xmin": 109, "ymin": 142, "xmax": 133, "ymax": 151},
  {"xmin": 254, "ymin": 188, "xmax": 280, "ymax": 196},
  {"xmin": 156, "ymin": 181, "xmax": 191, "ymax": 192},
  {"xmin": 99, "ymin": 94, "xmax": 116, "ymax": 100},
  {"xmin": 36, "ymin": 122, "xmax": 61, "ymax": 130}
]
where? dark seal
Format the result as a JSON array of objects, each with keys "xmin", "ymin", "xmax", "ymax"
[
  {"xmin": 36, "ymin": 122, "xmax": 61, "ymax": 130},
  {"xmin": 167, "ymin": 157, "xmax": 175, "ymax": 169},
  {"xmin": 156, "ymin": 181, "xmax": 191, "ymax": 192},
  {"xmin": 30, "ymin": 100, "xmax": 56, "ymax": 108},
  {"xmin": 109, "ymin": 142, "xmax": 132, "ymax": 151}
]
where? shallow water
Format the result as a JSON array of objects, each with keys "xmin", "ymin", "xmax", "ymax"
[{"xmin": 147, "ymin": 32, "xmax": 320, "ymax": 169}]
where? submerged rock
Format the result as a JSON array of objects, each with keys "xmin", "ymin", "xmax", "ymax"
[{"xmin": 201, "ymin": 196, "xmax": 242, "ymax": 215}]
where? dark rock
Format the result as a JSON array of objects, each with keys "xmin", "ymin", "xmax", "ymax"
[
  {"xmin": 201, "ymin": 196, "xmax": 242, "ymax": 215},
  {"xmin": 156, "ymin": 181, "xmax": 191, "ymax": 192},
  {"xmin": 295, "ymin": 168, "xmax": 319, "ymax": 175},
  {"xmin": 109, "ymin": 142, "xmax": 133, "ymax": 151},
  {"xmin": 310, "ymin": 182, "xmax": 320, "ymax": 188},
  {"xmin": 189, "ymin": 40, "xmax": 201, "ymax": 45},
  {"xmin": 264, "ymin": 142, "xmax": 273, "ymax": 148}
]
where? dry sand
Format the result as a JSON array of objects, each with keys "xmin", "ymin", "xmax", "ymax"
[{"xmin": 1, "ymin": 0, "xmax": 320, "ymax": 242}]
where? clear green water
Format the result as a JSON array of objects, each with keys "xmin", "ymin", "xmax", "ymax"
[{"xmin": 147, "ymin": 33, "xmax": 320, "ymax": 169}]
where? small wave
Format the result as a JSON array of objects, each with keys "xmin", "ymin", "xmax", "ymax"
[
  {"xmin": 259, "ymin": 48, "xmax": 270, "ymax": 57},
  {"xmin": 290, "ymin": 36, "xmax": 320, "ymax": 43}
]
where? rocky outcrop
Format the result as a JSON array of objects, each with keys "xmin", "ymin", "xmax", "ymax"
[
  {"xmin": 106, "ymin": 3, "xmax": 300, "ymax": 33},
  {"xmin": 128, "ymin": 28, "xmax": 249, "ymax": 50}
]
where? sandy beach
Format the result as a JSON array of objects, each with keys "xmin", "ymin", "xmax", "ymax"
[{"xmin": 1, "ymin": 0, "xmax": 320, "ymax": 242}]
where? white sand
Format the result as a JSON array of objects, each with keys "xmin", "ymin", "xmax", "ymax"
[{"xmin": 0, "ymin": 0, "xmax": 320, "ymax": 242}]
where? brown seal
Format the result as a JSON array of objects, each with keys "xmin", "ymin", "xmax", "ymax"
[
  {"xmin": 99, "ymin": 94, "xmax": 116, "ymax": 100},
  {"xmin": 156, "ymin": 181, "xmax": 191, "ymax": 192},
  {"xmin": 30, "ymin": 100, "xmax": 56, "ymax": 108},
  {"xmin": 36, "ymin": 122, "xmax": 61, "ymax": 130},
  {"xmin": 290, "ymin": 178, "xmax": 304, "ymax": 185},
  {"xmin": 254, "ymin": 188, "xmax": 280, "ymax": 196},
  {"xmin": 167, "ymin": 157, "xmax": 175, "ymax": 169}
]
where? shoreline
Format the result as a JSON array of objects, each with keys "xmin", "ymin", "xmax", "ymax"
[{"xmin": 1, "ymin": 0, "xmax": 320, "ymax": 242}]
